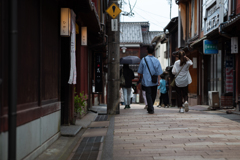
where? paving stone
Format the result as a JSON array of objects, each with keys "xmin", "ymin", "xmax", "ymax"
[
  {"xmin": 60, "ymin": 125, "xmax": 82, "ymax": 137},
  {"xmin": 89, "ymin": 121, "xmax": 109, "ymax": 128},
  {"xmin": 82, "ymin": 128, "xmax": 107, "ymax": 137},
  {"xmin": 101, "ymin": 104, "xmax": 240, "ymax": 160}
]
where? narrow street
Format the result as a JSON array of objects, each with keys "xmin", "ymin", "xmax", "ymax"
[{"xmin": 102, "ymin": 104, "xmax": 240, "ymax": 160}]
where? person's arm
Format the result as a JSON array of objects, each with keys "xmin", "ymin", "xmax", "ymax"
[
  {"xmin": 172, "ymin": 63, "xmax": 177, "ymax": 75},
  {"xmin": 185, "ymin": 56, "xmax": 193, "ymax": 66},
  {"xmin": 158, "ymin": 75, "xmax": 161, "ymax": 85},
  {"xmin": 137, "ymin": 76, "xmax": 142, "ymax": 85}
]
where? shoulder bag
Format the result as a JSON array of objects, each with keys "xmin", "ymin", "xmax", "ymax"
[
  {"xmin": 170, "ymin": 64, "xmax": 184, "ymax": 87},
  {"xmin": 144, "ymin": 57, "xmax": 158, "ymax": 83}
]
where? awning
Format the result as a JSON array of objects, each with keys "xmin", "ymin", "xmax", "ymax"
[
  {"xmin": 222, "ymin": 14, "xmax": 240, "ymax": 31},
  {"xmin": 61, "ymin": 0, "xmax": 101, "ymax": 33},
  {"xmin": 190, "ymin": 36, "xmax": 207, "ymax": 48},
  {"xmin": 78, "ymin": 0, "xmax": 101, "ymax": 33}
]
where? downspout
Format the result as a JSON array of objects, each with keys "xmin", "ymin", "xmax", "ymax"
[
  {"xmin": 8, "ymin": 0, "xmax": 18, "ymax": 159},
  {"xmin": 229, "ymin": 0, "xmax": 236, "ymax": 19},
  {"xmin": 219, "ymin": 23, "xmax": 236, "ymax": 108},
  {"xmin": 219, "ymin": 23, "xmax": 231, "ymax": 39},
  {"xmin": 100, "ymin": 0, "xmax": 103, "ymax": 24}
]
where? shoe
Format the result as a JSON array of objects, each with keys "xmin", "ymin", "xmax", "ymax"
[
  {"xmin": 124, "ymin": 105, "xmax": 127, "ymax": 109},
  {"xmin": 144, "ymin": 105, "xmax": 148, "ymax": 109},
  {"xmin": 180, "ymin": 108, "xmax": 184, "ymax": 113},
  {"xmin": 128, "ymin": 105, "xmax": 131, "ymax": 109},
  {"xmin": 156, "ymin": 105, "xmax": 160, "ymax": 108},
  {"xmin": 184, "ymin": 101, "xmax": 189, "ymax": 112}
]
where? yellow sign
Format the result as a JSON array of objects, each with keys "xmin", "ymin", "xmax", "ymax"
[{"xmin": 106, "ymin": 3, "xmax": 122, "ymax": 19}]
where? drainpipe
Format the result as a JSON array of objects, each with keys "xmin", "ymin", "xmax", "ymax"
[
  {"xmin": 233, "ymin": 55, "xmax": 236, "ymax": 108},
  {"xmin": 8, "ymin": 0, "xmax": 18, "ymax": 159},
  {"xmin": 219, "ymin": 23, "xmax": 236, "ymax": 108},
  {"xmin": 219, "ymin": 23, "xmax": 231, "ymax": 39}
]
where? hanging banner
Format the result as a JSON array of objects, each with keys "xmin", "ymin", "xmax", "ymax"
[
  {"xmin": 95, "ymin": 53, "xmax": 103, "ymax": 93},
  {"xmin": 68, "ymin": 10, "xmax": 77, "ymax": 84}
]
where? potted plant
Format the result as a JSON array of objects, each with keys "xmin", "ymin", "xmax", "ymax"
[{"xmin": 73, "ymin": 90, "xmax": 87, "ymax": 124}]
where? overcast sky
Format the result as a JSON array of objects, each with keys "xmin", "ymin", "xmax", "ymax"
[{"xmin": 120, "ymin": 0, "xmax": 179, "ymax": 31}]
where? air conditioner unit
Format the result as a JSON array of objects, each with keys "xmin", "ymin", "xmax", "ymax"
[{"xmin": 208, "ymin": 91, "xmax": 220, "ymax": 109}]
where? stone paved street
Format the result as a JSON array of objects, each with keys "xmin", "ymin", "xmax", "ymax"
[{"xmin": 110, "ymin": 104, "xmax": 240, "ymax": 160}]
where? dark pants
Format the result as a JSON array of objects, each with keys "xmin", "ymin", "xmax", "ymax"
[
  {"xmin": 175, "ymin": 85, "xmax": 188, "ymax": 107},
  {"xmin": 145, "ymin": 85, "xmax": 157, "ymax": 113},
  {"xmin": 159, "ymin": 92, "xmax": 169, "ymax": 106}
]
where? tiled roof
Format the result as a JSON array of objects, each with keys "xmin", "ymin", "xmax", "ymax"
[
  {"xmin": 142, "ymin": 31, "xmax": 163, "ymax": 45},
  {"xmin": 120, "ymin": 22, "xmax": 149, "ymax": 43}
]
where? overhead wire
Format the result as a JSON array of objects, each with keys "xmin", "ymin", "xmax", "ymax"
[
  {"xmin": 134, "ymin": 7, "xmax": 170, "ymax": 24},
  {"xmin": 135, "ymin": 6, "xmax": 169, "ymax": 19},
  {"xmin": 134, "ymin": 10, "xmax": 165, "ymax": 29}
]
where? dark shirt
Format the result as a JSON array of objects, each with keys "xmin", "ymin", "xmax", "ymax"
[{"xmin": 120, "ymin": 67, "xmax": 134, "ymax": 88}]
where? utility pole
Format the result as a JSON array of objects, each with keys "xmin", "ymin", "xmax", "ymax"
[{"xmin": 107, "ymin": 1, "xmax": 120, "ymax": 114}]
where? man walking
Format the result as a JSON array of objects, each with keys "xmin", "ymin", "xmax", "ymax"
[{"xmin": 138, "ymin": 45, "xmax": 163, "ymax": 114}]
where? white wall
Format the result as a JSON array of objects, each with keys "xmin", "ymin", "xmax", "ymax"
[
  {"xmin": 0, "ymin": 110, "xmax": 61, "ymax": 160},
  {"xmin": 155, "ymin": 42, "xmax": 168, "ymax": 71}
]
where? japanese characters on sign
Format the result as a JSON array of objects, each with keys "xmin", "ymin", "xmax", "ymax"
[
  {"xmin": 204, "ymin": 0, "xmax": 223, "ymax": 36},
  {"xmin": 81, "ymin": 27, "xmax": 87, "ymax": 46},
  {"xmin": 60, "ymin": 8, "xmax": 71, "ymax": 37},
  {"xmin": 203, "ymin": 40, "xmax": 218, "ymax": 54},
  {"xmin": 231, "ymin": 37, "xmax": 238, "ymax": 54},
  {"xmin": 111, "ymin": 19, "xmax": 118, "ymax": 31},
  {"xmin": 95, "ymin": 53, "xmax": 103, "ymax": 93}
]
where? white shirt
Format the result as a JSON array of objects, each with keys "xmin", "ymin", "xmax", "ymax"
[
  {"xmin": 172, "ymin": 60, "xmax": 193, "ymax": 87},
  {"xmin": 130, "ymin": 88, "xmax": 134, "ymax": 98},
  {"xmin": 119, "ymin": 88, "xmax": 124, "ymax": 102}
]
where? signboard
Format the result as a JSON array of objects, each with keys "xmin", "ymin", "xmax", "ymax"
[
  {"xmin": 106, "ymin": 3, "xmax": 122, "ymax": 19},
  {"xmin": 81, "ymin": 27, "xmax": 87, "ymax": 46},
  {"xmin": 95, "ymin": 53, "xmax": 103, "ymax": 93},
  {"xmin": 60, "ymin": 8, "xmax": 71, "ymax": 37},
  {"xmin": 111, "ymin": 19, "xmax": 118, "ymax": 31},
  {"xmin": 203, "ymin": 0, "xmax": 223, "ymax": 36},
  {"xmin": 203, "ymin": 40, "xmax": 218, "ymax": 54},
  {"xmin": 231, "ymin": 37, "xmax": 238, "ymax": 54}
]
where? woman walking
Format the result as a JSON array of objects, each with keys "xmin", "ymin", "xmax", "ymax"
[
  {"xmin": 172, "ymin": 50, "xmax": 193, "ymax": 113},
  {"xmin": 120, "ymin": 64, "xmax": 135, "ymax": 109}
]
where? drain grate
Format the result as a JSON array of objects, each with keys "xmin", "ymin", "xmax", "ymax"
[
  {"xmin": 71, "ymin": 136, "xmax": 104, "ymax": 160},
  {"xmin": 95, "ymin": 115, "xmax": 108, "ymax": 121}
]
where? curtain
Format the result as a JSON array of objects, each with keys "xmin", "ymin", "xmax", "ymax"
[
  {"xmin": 194, "ymin": 0, "xmax": 198, "ymax": 35},
  {"xmin": 179, "ymin": 3, "xmax": 186, "ymax": 40}
]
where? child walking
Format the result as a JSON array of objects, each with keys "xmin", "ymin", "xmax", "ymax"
[{"xmin": 157, "ymin": 75, "xmax": 169, "ymax": 108}]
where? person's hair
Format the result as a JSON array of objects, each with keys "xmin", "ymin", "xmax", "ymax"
[
  {"xmin": 160, "ymin": 74, "xmax": 165, "ymax": 79},
  {"xmin": 179, "ymin": 50, "xmax": 187, "ymax": 66},
  {"xmin": 147, "ymin": 45, "xmax": 155, "ymax": 54}
]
